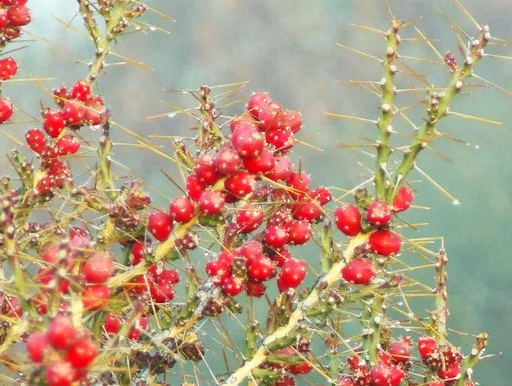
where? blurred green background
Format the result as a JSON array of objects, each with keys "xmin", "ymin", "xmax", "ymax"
[{"xmin": 1, "ymin": 0, "xmax": 510, "ymax": 384}]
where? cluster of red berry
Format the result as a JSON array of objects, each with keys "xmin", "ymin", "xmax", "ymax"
[
  {"xmin": 26, "ymin": 316, "xmax": 98, "ymax": 386},
  {"xmin": 25, "ymin": 79, "xmax": 106, "ymax": 195},
  {"xmin": 0, "ymin": 0, "xmax": 30, "ymax": 40}
]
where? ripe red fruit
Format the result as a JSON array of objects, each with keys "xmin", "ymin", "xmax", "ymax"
[
  {"xmin": 43, "ymin": 109, "xmax": 66, "ymax": 138},
  {"xmin": 47, "ymin": 316, "xmax": 77, "ymax": 350},
  {"xmin": 0, "ymin": 98, "xmax": 13, "ymax": 123},
  {"xmin": 205, "ymin": 259, "xmax": 231, "ymax": 286},
  {"xmin": 128, "ymin": 317, "xmax": 148, "ymax": 341},
  {"xmin": 418, "ymin": 336, "xmax": 438, "ymax": 359},
  {"xmin": 217, "ymin": 249, "xmax": 240, "ymax": 266},
  {"xmin": 265, "ymin": 128, "xmax": 294, "ymax": 152},
  {"xmin": 84, "ymin": 95, "xmax": 105, "ymax": 125},
  {"xmin": 81, "ymin": 251, "xmax": 115, "ymax": 284},
  {"xmin": 369, "ymin": 230, "xmax": 401, "ymax": 256},
  {"xmin": 62, "ymin": 101, "xmax": 85, "ymax": 126},
  {"xmin": 158, "ymin": 269, "xmax": 180, "ymax": 285},
  {"xmin": 81, "ymin": 284, "xmax": 110, "ymax": 310},
  {"xmin": 70, "ymin": 80, "xmax": 91, "ymax": 101},
  {"xmin": 150, "ymin": 280, "xmax": 174, "ymax": 303},
  {"xmin": 287, "ymin": 357, "xmax": 313, "ymax": 374},
  {"xmin": 104, "ymin": 313, "xmax": 122, "ymax": 335},
  {"xmin": 148, "ymin": 211, "xmax": 173, "ymax": 241},
  {"xmin": 334, "ymin": 204, "xmax": 361, "ymax": 236},
  {"xmin": 198, "ymin": 189, "xmax": 226, "ymax": 215},
  {"xmin": 247, "ymin": 92, "xmax": 271, "ymax": 120},
  {"xmin": 370, "ymin": 363, "xmax": 404, "ymax": 386},
  {"xmin": 36, "ymin": 176, "xmax": 53, "ymax": 195},
  {"xmin": 0, "ymin": 57, "xmax": 17, "ymax": 80},
  {"xmin": 26, "ymin": 332, "xmax": 49, "ymax": 363},
  {"xmin": 195, "ymin": 154, "xmax": 220, "ymax": 185},
  {"xmin": 66, "ymin": 337, "xmax": 98, "ymax": 368},
  {"xmin": 258, "ymin": 101, "xmax": 283, "ymax": 131},
  {"xmin": 392, "ymin": 186, "xmax": 414, "ymax": 212},
  {"xmin": 281, "ymin": 109, "xmax": 303, "ymax": 133},
  {"xmin": 231, "ymin": 123, "xmax": 264, "ymax": 159},
  {"xmin": 310, "ymin": 186, "xmax": 332, "ymax": 205},
  {"xmin": 240, "ymin": 240, "xmax": 264, "ymax": 262},
  {"xmin": 367, "ymin": 200, "xmax": 392, "ymax": 226},
  {"xmin": 245, "ymin": 280, "xmax": 266, "ymax": 297},
  {"xmin": 186, "ymin": 174, "xmax": 205, "ymax": 201},
  {"xmin": 247, "ymin": 256, "xmax": 275, "ymax": 282},
  {"xmin": 6, "ymin": 5, "xmax": 30, "ymax": 27},
  {"xmin": 222, "ymin": 275, "xmax": 244, "ymax": 296},
  {"xmin": 291, "ymin": 200, "xmax": 323, "ymax": 222},
  {"xmin": 265, "ymin": 225, "xmax": 289, "ymax": 249},
  {"xmin": 214, "ymin": 144, "xmax": 242, "ymax": 175},
  {"xmin": 56, "ymin": 134, "xmax": 80, "ymax": 156},
  {"xmin": 264, "ymin": 155, "xmax": 293, "ymax": 182},
  {"xmin": 341, "ymin": 258, "xmax": 376, "ymax": 285},
  {"xmin": 45, "ymin": 360, "xmax": 76, "ymax": 386},
  {"xmin": 273, "ymin": 376, "xmax": 296, "ymax": 386},
  {"xmin": 25, "ymin": 128, "xmax": 46, "ymax": 154},
  {"xmin": 169, "ymin": 195, "xmax": 195, "ymax": 223},
  {"xmin": 337, "ymin": 377, "xmax": 356, "ymax": 386},
  {"xmin": 235, "ymin": 204, "xmax": 264, "ymax": 233},
  {"xmin": 243, "ymin": 147, "xmax": 275, "ymax": 173},
  {"xmin": 287, "ymin": 171, "xmax": 310, "ymax": 198},
  {"xmin": 225, "ymin": 170, "xmax": 256, "ymax": 197},
  {"xmin": 287, "ymin": 220, "xmax": 312, "ymax": 245},
  {"xmin": 437, "ymin": 361, "xmax": 461, "ymax": 381},
  {"xmin": 277, "ymin": 257, "xmax": 307, "ymax": 292},
  {"xmin": 388, "ymin": 337, "xmax": 412, "ymax": 364}
]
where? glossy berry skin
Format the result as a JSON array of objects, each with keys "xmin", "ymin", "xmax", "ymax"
[
  {"xmin": 392, "ymin": 186, "xmax": 414, "ymax": 212},
  {"xmin": 247, "ymin": 92, "xmax": 271, "ymax": 120},
  {"xmin": 243, "ymin": 148, "xmax": 275, "ymax": 174},
  {"xmin": 214, "ymin": 144, "xmax": 241, "ymax": 175},
  {"xmin": 265, "ymin": 225, "xmax": 289, "ymax": 249},
  {"xmin": 56, "ymin": 134, "xmax": 80, "ymax": 156},
  {"xmin": 81, "ymin": 284, "xmax": 110, "ymax": 310},
  {"xmin": 66, "ymin": 337, "xmax": 98, "ymax": 368},
  {"xmin": 47, "ymin": 316, "xmax": 76, "ymax": 350},
  {"xmin": 225, "ymin": 170, "xmax": 256, "ymax": 197},
  {"xmin": 0, "ymin": 98, "xmax": 13, "ymax": 123},
  {"xmin": 341, "ymin": 258, "xmax": 376, "ymax": 285},
  {"xmin": 148, "ymin": 211, "xmax": 173, "ymax": 241},
  {"xmin": 235, "ymin": 204, "xmax": 264, "ymax": 233},
  {"xmin": 43, "ymin": 109, "xmax": 66, "ymax": 138},
  {"xmin": 186, "ymin": 174, "xmax": 205, "ymax": 201},
  {"xmin": 273, "ymin": 376, "xmax": 296, "ymax": 386},
  {"xmin": 334, "ymin": 204, "xmax": 362, "ymax": 236},
  {"xmin": 169, "ymin": 196, "xmax": 195, "ymax": 223},
  {"xmin": 198, "ymin": 190, "xmax": 225, "ymax": 215},
  {"xmin": 264, "ymin": 155, "xmax": 293, "ymax": 182},
  {"xmin": 45, "ymin": 360, "xmax": 76, "ymax": 386},
  {"xmin": 205, "ymin": 259, "xmax": 231, "ymax": 286},
  {"xmin": 231, "ymin": 123, "xmax": 264, "ymax": 159},
  {"xmin": 388, "ymin": 337, "xmax": 412, "ymax": 364},
  {"xmin": 367, "ymin": 200, "xmax": 392, "ymax": 226},
  {"xmin": 245, "ymin": 280, "xmax": 266, "ymax": 297},
  {"xmin": 26, "ymin": 332, "xmax": 49, "ymax": 363},
  {"xmin": 104, "ymin": 313, "xmax": 122, "ymax": 335},
  {"xmin": 370, "ymin": 363, "xmax": 404, "ymax": 386},
  {"xmin": 0, "ymin": 57, "xmax": 17, "ymax": 80},
  {"xmin": 222, "ymin": 275, "xmax": 244, "ymax": 296},
  {"xmin": 195, "ymin": 154, "xmax": 220, "ymax": 185},
  {"xmin": 7, "ymin": 5, "xmax": 31, "ymax": 27},
  {"xmin": 150, "ymin": 281, "xmax": 174, "ymax": 303},
  {"xmin": 277, "ymin": 257, "xmax": 307, "ymax": 292},
  {"xmin": 287, "ymin": 220, "xmax": 312, "ymax": 245},
  {"xmin": 25, "ymin": 128, "xmax": 46, "ymax": 154},
  {"xmin": 247, "ymin": 256, "xmax": 275, "ymax": 282},
  {"xmin": 291, "ymin": 200, "xmax": 323, "ymax": 222},
  {"xmin": 258, "ymin": 101, "xmax": 283, "ymax": 131},
  {"xmin": 81, "ymin": 251, "xmax": 115, "ymax": 284},
  {"xmin": 418, "ymin": 336, "xmax": 438, "ymax": 359},
  {"xmin": 369, "ymin": 230, "xmax": 401, "ymax": 256},
  {"xmin": 240, "ymin": 240, "xmax": 264, "ymax": 262},
  {"xmin": 70, "ymin": 80, "xmax": 91, "ymax": 101},
  {"xmin": 437, "ymin": 361, "xmax": 461, "ymax": 381}
]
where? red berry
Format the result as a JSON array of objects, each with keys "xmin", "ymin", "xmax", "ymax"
[
  {"xmin": 265, "ymin": 225, "xmax": 289, "ymax": 249},
  {"xmin": 287, "ymin": 171, "xmax": 310, "ymax": 198},
  {"xmin": 418, "ymin": 336, "xmax": 438, "ymax": 359},
  {"xmin": 291, "ymin": 200, "xmax": 323, "ymax": 222},
  {"xmin": 131, "ymin": 241, "xmax": 146, "ymax": 265},
  {"xmin": 198, "ymin": 190, "xmax": 225, "ymax": 215},
  {"xmin": 56, "ymin": 134, "xmax": 80, "ymax": 156},
  {"xmin": 205, "ymin": 259, "xmax": 231, "ymax": 286},
  {"xmin": 0, "ymin": 9, "xmax": 7, "ymax": 29},
  {"xmin": 265, "ymin": 128, "xmax": 294, "ymax": 152},
  {"xmin": 195, "ymin": 154, "xmax": 220, "ymax": 185},
  {"xmin": 150, "ymin": 280, "xmax": 174, "ymax": 303},
  {"xmin": 186, "ymin": 174, "xmax": 205, "ymax": 201},
  {"xmin": 273, "ymin": 376, "xmax": 296, "ymax": 386},
  {"xmin": 277, "ymin": 257, "xmax": 307, "ymax": 292},
  {"xmin": 247, "ymin": 256, "xmax": 275, "ymax": 282},
  {"xmin": 369, "ymin": 363, "xmax": 397, "ymax": 386},
  {"xmin": 240, "ymin": 240, "xmax": 264, "ymax": 262},
  {"xmin": 287, "ymin": 220, "xmax": 312, "ymax": 245},
  {"xmin": 310, "ymin": 186, "xmax": 332, "ymax": 205},
  {"xmin": 45, "ymin": 360, "xmax": 76, "ymax": 386},
  {"xmin": 47, "ymin": 316, "xmax": 76, "ymax": 350},
  {"xmin": 247, "ymin": 92, "xmax": 271, "ymax": 120},
  {"xmin": 148, "ymin": 211, "xmax": 173, "ymax": 241},
  {"xmin": 225, "ymin": 170, "xmax": 256, "ymax": 197},
  {"xmin": 337, "ymin": 378, "xmax": 356, "ymax": 386},
  {"xmin": 26, "ymin": 332, "xmax": 49, "ymax": 363},
  {"xmin": 388, "ymin": 337, "xmax": 412, "ymax": 364},
  {"xmin": 341, "ymin": 258, "xmax": 376, "ymax": 285},
  {"xmin": 367, "ymin": 200, "xmax": 392, "ymax": 226},
  {"xmin": 214, "ymin": 144, "xmax": 242, "ymax": 175},
  {"xmin": 104, "ymin": 313, "xmax": 122, "ymax": 335},
  {"xmin": 231, "ymin": 123, "xmax": 264, "ymax": 159},
  {"xmin": 281, "ymin": 109, "xmax": 303, "ymax": 133},
  {"xmin": 25, "ymin": 128, "xmax": 46, "ymax": 154},
  {"xmin": 259, "ymin": 101, "xmax": 283, "ymax": 131},
  {"xmin": 217, "ymin": 249, "xmax": 240, "ymax": 266},
  {"xmin": 43, "ymin": 109, "xmax": 66, "ymax": 138},
  {"xmin": 7, "ymin": 5, "xmax": 30, "ymax": 27},
  {"xmin": 264, "ymin": 155, "xmax": 293, "ymax": 182},
  {"xmin": 83, "ymin": 95, "xmax": 105, "ymax": 125},
  {"xmin": 369, "ymin": 230, "xmax": 401, "ymax": 256},
  {"xmin": 0, "ymin": 98, "xmax": 13, "ymax": 123},
  {"xmin": 235, "ymin": 204, "xmax": 264, "ymax": 233},
  {"xmin": 70, "ymin": 80, "xmax": 91, "ymax": 102},
  {"xmin": 0, "ymin": 57, "xmax": 17, "ymax": 81},
  {"xmin": 66, "ymin": 337, "xmax": 98, "ymax": 368},
  {"xmin": 81, "ymin": 251, "xmax": 115, "ymax": 284},
  {"xmin": 392, "ymin": 186, "xmax": 414, "ymax": 212},
  {"xmin": 245, "ymin": 280, "xmax": 266, "ymax": 297},
  {"xmin": 81, "ymin": 284, "xmax": 110, "ymax": 310},
  {"xmin": 36, "ymin": 176, "xmax": 53, "ymax": 195},
  {"xmin": 128, "ymin": 317, "xmax": 148, "ymax": 341},
  {"xmin": 243, "ymin": 147, "xmax": 275, "ymax": 174},
  {"xmin": 62, "ymin": 101, "xmax": 85, "ymax": 126},
  {"xmin": 437, "ymin": 361, "xmax": 461, "ymax": 381},
  {"xmin": 169, "ymin": 195, "xmax": 195, "ymax": 223},
  {"xmin": 334, "ymin": 204, "xmax": 361, "ymax": 236},
  {"xmin": 222, "ymin": 275, "xmax": 244, "ymax": 296}
]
